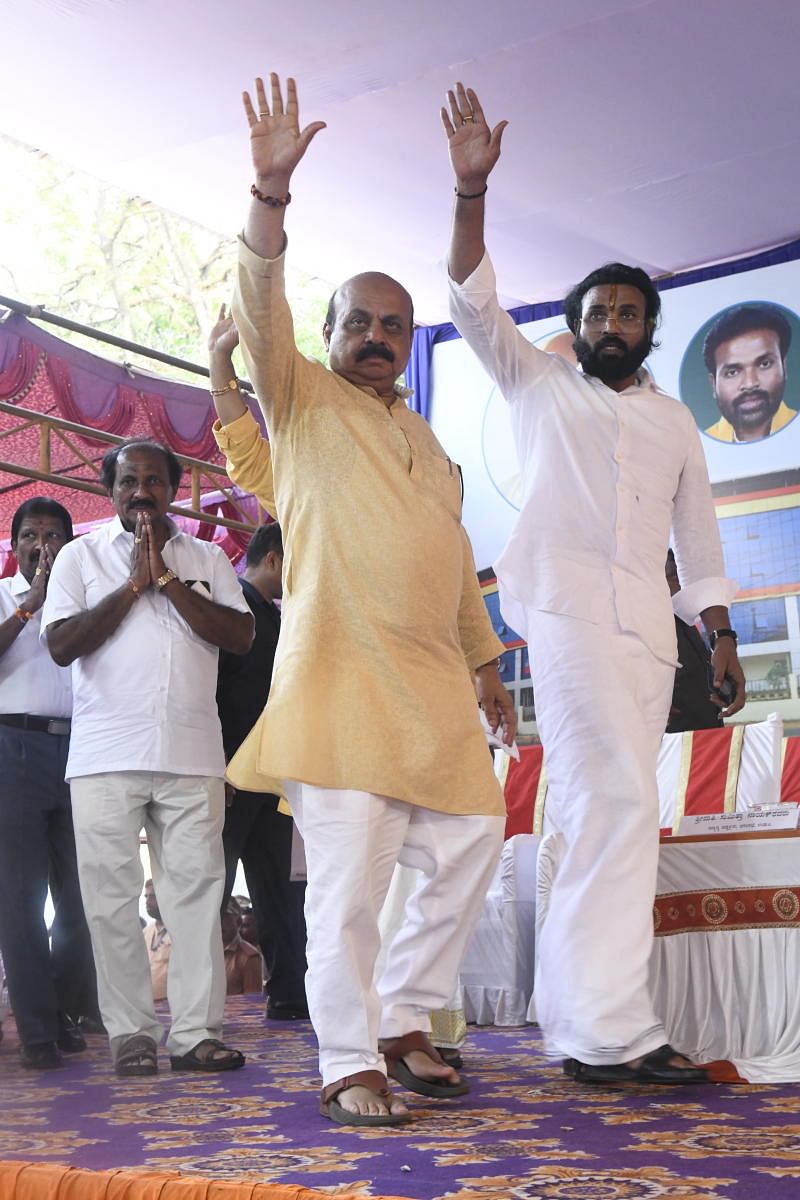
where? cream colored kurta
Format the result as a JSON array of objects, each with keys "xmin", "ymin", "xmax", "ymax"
[{"xmin": 216, "ymin": 238, "xmax": 504, "ymax": 817}]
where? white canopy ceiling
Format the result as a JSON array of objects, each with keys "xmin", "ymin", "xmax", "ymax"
[{"xmin": 4, "ymin": 0, "xmax": 800, "ymax": 322}]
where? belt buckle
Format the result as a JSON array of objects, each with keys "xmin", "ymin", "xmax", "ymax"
[{"xmin": 46, "ymin": 719, "xmax": 70, "ymax": 736}]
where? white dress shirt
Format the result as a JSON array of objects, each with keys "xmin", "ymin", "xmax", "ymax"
[
  {"xmin": 449, "ymin": 253, "xmax": 736, "ymax": 664},
  {"xmin": 41, "ymin": 516, "xmax": 251, "ymax": 780},
  {"xmin": 0, "ymin": 572, "xmax": 73, "ymax": 717}
]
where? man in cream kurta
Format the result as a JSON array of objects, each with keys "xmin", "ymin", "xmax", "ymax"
[
  {"xmin": 213, "ymin": 74, "xmax": 515, "ymax": 1127},
  {"xmin": 442, "ymin": 83, "xmax": 746, "ymax": 1087}
]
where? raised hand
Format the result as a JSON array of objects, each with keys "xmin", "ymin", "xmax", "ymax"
[
  {"xmin": 441, "ymin": 83, "xmax": 507, "ymax": 191},
  {"xmin": 208, "ymin": 304, "xmax": 240, "ymax": 361},
  {"xmin": 243, "ymin": 74, "xmax": 326, "ymax": 186}
]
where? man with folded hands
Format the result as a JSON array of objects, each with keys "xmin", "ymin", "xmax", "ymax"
[{"xmin": 42, "ymin": 439, "xmax": 253, "ymax": 1078}]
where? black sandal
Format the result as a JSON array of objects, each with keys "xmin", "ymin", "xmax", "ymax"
[
  {"xmin": 564, "ymin": 1044, "xmax": 709, "ymax": 1085},
  {"xmin": 169, "ymin": 1038, "xmax": 245, "ymax": 1072}
]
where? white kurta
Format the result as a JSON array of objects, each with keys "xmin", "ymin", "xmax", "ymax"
[{"xmin": 449, "ymin": 254, "xmax": 737, "ymax": 1064}]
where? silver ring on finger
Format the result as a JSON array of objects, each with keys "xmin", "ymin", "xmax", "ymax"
[{"xmin": 463, "ymin": 115, "xmax": 474, "ymax": 123}]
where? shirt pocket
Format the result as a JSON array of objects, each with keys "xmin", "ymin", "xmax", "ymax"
[{"xmin": 410, "ymin": 450, "xmax": 463, "ymax": 522}]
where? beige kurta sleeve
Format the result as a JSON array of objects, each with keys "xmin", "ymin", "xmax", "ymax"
[
  {"xmin": 458, "ymin": 525, "xmax": 506, "ymax": 671},
  {"xmin": 231, "ymin": 236, "xmax": 319, "ymax": 436},
  {"xmin": 213, "ymin": 410, "xmax": 277, "ymax": 517}
]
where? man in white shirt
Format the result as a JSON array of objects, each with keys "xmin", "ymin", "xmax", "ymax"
[
  {"xmin": 42, "ymin": 438, "xmax": 254, "ymax": 1078},
  {"xmin": 142, "ymin": 878, "xmax": 171, "ymax": 1002},
  {"xmin": 0, "ymin": 497, "xmax": 92, "ymax": 1069},
  {"xmin": 442, "ymin": 84, "xmax": 746, "ymax": 1085}
]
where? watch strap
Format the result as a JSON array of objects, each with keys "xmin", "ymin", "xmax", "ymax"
[{"xmin": 154, "ymin": 569, "xmax": 178, "ymax": 592}]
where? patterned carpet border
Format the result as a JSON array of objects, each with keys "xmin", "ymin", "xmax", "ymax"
[{"xmin": 2, "ymin": 996, "xmax": 799, "ymax": 1199}]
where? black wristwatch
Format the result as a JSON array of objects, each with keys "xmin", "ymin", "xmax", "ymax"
[{"xmin": 709, "ymin": 628, "xmax": 737, "ymax": 649}]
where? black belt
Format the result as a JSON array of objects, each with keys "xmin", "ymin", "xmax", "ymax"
[{"xmin": 0, "ymin": 713, "xmax": 71, "ymax": 736}]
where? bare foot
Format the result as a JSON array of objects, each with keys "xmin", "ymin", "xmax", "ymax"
[
  {"xmin": 402, "ymin": 1048, "xmax": 462, "ymax": 1087},
  {"xmin": 337, "ymin": 1084, "xmax": 408, "ymax": 1118}
]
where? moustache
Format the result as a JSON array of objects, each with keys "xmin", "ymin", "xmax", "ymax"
[
  {"xmin": 128, "ymin": 499, "xmax": 156, "ymax": 510},
  {"xmin": 734, "ymin": 390, "xmax": 770, "ymax": 407},
  {"xmin": 595, "ymin": 336, "xmax": 628, "ymax": 353},
  {"xmin": 356, "ymin": 344, "xmax": 395, "ymax": 364}
]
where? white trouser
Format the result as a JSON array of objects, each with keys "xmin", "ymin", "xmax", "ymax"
[
  {"xmin": 283, "ymin": 781, "xmax": 504, "ymax": 1086},
  {"xmin": 70, "ymin": 771, "xmax": 226, "ymax": 1058},
  {"xmin": 527, "ymin": 609, "xmax": 675, "ymax": 1065}
]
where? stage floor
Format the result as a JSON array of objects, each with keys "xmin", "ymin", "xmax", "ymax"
[{"xmin": 1, "ymin": 996, "xmax": 799, "ymax": 1199}]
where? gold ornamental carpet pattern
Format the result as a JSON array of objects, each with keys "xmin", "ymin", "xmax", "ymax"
[{"xmin": 1, "ymin": 996, "xmax": 799, "ymax": 1199}]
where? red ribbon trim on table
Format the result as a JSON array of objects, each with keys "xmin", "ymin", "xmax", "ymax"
[{"xmin": 654, "ymin": 885, "xmax": 800, "ymax": 935}]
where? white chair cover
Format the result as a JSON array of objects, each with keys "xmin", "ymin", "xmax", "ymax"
[{"xmin": 460, "ymin": 833, "xmax": 540, "ymax": 1026}]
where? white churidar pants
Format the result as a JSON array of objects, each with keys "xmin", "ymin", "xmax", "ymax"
[
  {"xmin": 70, "ymin": 771, "xmax": 226, "ymax": 1058},
  {"xmin": 526, "ymin": 609, "xmax": 676, "ymax": 1065},
  {"xmin": 283, "ymin": 781, "xmax": 504, "ymax": 1086}
]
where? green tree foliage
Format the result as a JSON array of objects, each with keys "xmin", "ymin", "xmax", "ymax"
[{"xmin": 0, "ymin": 135, "xmax": 331, "ymax": 384}]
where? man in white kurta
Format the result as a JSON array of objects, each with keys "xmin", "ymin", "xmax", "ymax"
[
  {"xmin": 218, "ymin": 74, "xmax": 515, "ymax": 1125},
  {"xmin": 442, "ymin": 83, "xmax": 746, "ymax": 1084}
]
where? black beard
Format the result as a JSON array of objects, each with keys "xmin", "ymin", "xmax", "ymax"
[
  {"xmin": 731, "ymin": 390, "xmax": 778, "ymax": 426},
  {"xmin": 573, "ymin": 333, "xmax": 652, "ymax": 383}
]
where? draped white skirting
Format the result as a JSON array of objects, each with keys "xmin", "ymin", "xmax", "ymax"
[
  {"xmin": 535, "ymin": 832, "xmax": 800, "ymax": 1081},
  {"xmin": 650, "ymin": 836, "xmax": 800, "ymax": 1081}
]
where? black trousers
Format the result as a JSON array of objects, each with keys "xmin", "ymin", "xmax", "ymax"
[
  {"xmin": 0, "ymin": 726, "xmax": 95, "ymax": 1045},
  {"xmin": 222, "ymin": 790, "xmax": 307, "ymax": 1006}
]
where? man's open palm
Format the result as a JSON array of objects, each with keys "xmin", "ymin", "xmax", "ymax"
[
  {"xmin": 441, "ymin": 83, "xmax": 507, "ymax": 186},
  {"xmin": 243, "ymin": 74, "xmax": 326, "ymax": 182}
]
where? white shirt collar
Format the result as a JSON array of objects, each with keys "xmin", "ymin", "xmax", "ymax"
[
  {"xmin": 108, "ymin": 513, "xmax": 180, "ymax": 543},
  {"xmin": 10, "ymin": 570, "xmax": 30, "ymax": 597}
]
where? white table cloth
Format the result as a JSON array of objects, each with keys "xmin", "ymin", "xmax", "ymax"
[{"xmin": 651, "ymin": 832, "xmax": 800, "ymax": 1081}]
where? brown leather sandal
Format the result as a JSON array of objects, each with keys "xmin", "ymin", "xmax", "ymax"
[
  {"xmin": 115, "ymin": 1034, "xmax": 158, "ymax": 1077},
  {"xmin": 380, "ymin": 1030, "xmax": 469, "ymax": 1097},
  {"xmin": 320, "ymin": 1069, "xmax": 411, "ymax": 1126}
]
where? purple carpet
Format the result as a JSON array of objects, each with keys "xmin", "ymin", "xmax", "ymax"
[{"xmin": 2, "ymin": 996, "xmax": 799, "ymax": 1199}]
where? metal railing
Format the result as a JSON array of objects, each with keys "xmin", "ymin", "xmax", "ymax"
[{"xmin": 0, "ymin": 399, "xmax": 260, "ymax": 534}]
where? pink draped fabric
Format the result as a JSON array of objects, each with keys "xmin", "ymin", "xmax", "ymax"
[{"xmin": 1, "ymin": 315, "xmax": 222, "ymax": 460}]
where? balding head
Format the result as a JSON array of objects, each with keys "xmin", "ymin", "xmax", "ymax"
[{"xmin": 326, "ymin": 273, "xmax": 414, "ymax": 332}]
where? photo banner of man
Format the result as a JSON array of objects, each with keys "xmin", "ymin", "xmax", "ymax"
[{"xmin": 678, "ymin": 301, "xmax": 799, "ymax": 443}]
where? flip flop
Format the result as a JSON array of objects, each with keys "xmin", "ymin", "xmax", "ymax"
[
  {"xmin": 320, "ymin": 1069, "xmax": 411, "ymax": 1126},
  {"xmin": 380, "ymin": 1030, "xmax": 469, "ymax": 1098}
]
